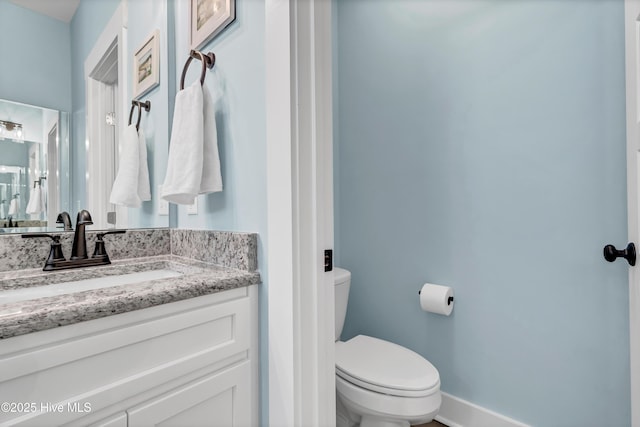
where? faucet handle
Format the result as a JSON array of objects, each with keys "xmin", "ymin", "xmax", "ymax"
[
  {"xmin": 96, "ymin": 230, "xmax": 127, "ymax": 238},
  {"xmin": 22, "ymin": 233, "xmax": 66, "ymax": 265},
  {"xmin": 93, "ymin": 229, "xmax": 126, "ymax": 259},
  {"xmin": 22, "ymin": 233, "xmax": 61, "ymax": 242}
]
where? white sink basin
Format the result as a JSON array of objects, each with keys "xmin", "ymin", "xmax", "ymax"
[{"xmin": 0, "ymin": 269, "xmax": 183, "ymax": 306}]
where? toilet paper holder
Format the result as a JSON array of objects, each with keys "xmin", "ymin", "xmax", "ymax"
[{"xmin": 418, "ymin": 289, "xmax": 454, "ymax": 305}]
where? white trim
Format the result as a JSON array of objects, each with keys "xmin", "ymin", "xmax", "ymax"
[
  {"xmin": 249, "ymin": 284, "xmax": 260, "ymax": 427},
  {"xmin": 315, "ymin": 0, "xmax": 336, "ymax": 420},
  {"xmin": 266, "ymin": 0, "xmax": 335, "ymax": 425},
  {"xmin": 84, "ymin": 1, "xmax": 127, "ymax": 79},
  {"xmin": 436, "ymin": 392, "xmax": 530, "ymax": 427},
  {"xmin": 624, "ymin": 1, "xmax": 640, "ymax": 425},
  {"xmin": 266, "ymin": 0, "xmax": 295, "ymax": 423},
  {"xmin": 46, "ymin": 119, "xmax": 59, "ymax": 226},
  {"xmin": 84, "ymin": 1, "xmax": 128, "ymax": 228},
  {"xmin": 296, "ymin": 0, "xmax": 335, "ymax": 423}
]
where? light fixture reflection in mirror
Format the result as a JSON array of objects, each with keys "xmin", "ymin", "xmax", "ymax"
[{"xmin": 0, "ymin": 120, "xmax": 24, "ymax": 142}]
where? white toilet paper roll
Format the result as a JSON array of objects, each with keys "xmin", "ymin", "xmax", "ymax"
[{"xmin": 419, "ymin": 283, "xmax": 454, "ymax": 316}]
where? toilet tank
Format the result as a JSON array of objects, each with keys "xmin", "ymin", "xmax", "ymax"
[{"xmin": 334, "ymin": 267, "xmax": 351, "ymax": 341}]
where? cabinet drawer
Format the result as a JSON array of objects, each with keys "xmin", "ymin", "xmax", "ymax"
[
  {"xmin": 88, "ymin": 413, "xmax": 127, "ymax": 427},
  {"xmin": 128, "ymin": 361, "xmax": 251, "ymax": 427}
]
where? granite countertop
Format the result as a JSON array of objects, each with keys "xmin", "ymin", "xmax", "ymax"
[{"xmin": 0, "ymin": 255, "xmax": 261, "ymax": 340}]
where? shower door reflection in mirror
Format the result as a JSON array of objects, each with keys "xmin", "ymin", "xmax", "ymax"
[{"xmin": 0, "ymin": 99, "xmax": 70, "ymax": 233}]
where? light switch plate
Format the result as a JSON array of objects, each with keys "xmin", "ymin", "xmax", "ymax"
[
  {"xmin": 187, "ymin": 197, "xmax": 198, "ymax": 215},
  {"xmin": 158, "ymin": 185, "xmax": 169, "ymax": 216}
]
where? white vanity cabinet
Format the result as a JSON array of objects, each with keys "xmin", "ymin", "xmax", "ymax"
[
  {"xmin": 126, "ymin": 361, "xmax": 250, "ymax": 427},
  {"xmin": 0, "ymin": 285, "xmax": 259, "ymax": 427},
  {"xmin": 91, "ymin": 413, "xmax": 128, "ymax": 427}
]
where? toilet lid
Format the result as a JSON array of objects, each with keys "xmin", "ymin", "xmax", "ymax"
[{"xmin": 335, "ymin": 335, "xmax": 440, "ymax": 396}]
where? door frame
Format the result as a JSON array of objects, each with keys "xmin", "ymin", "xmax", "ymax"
[
  {"xmin": 46, "ymin": 121, "xmax": 59, "ymax": 226},
  {"xmin": 624, "ymin": 1, "xmax": 640, "ymax": 425},
  {"xmin": 265, "ymin": 0, "xmax": 335, "ymax": 425},
  {"xmin": 84, "ymin": 1, "xmax": 128, "ymax": 228}
]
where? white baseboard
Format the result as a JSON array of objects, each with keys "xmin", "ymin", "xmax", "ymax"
[{"xmin": 435, "ymin": 392, "xmax": 530, "ymax": 427}]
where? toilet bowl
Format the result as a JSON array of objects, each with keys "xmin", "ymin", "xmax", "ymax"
[{"xmin": 334, "ymin": 268, "xmax": 441, "ymax": 427}]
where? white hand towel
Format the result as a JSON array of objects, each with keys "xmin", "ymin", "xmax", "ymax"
[
  {"xmin": 138, "ymin": 128, "xmax": 151, "ymax": 201},
  {"xmin": 109, "ymin": 124, "xmax": 141, "ymax": 207},
  {"xmin": 25, "ymin": 189, "xmax": 35, "ymax": 214},
  {"xmin": 41, "ymin": 183, "xmax": 47, "ymax": 213},
  {"xmin": 8, "ymin": 198, "xmax": 18, "ymax": 216},
  {"xmin": 161, "ymin": 81, "xmax": 204, "ymax": 205},
  {"xmin": 200, "ymin": 84, "xmax": 223, "ymax": 194},
  {"xmin": 34, "ymin": 186, "xmax": 43, "ymax": 214},
  {"xmin": 26, "ymin": 185, "xmax": 43, "ymax": 215}
]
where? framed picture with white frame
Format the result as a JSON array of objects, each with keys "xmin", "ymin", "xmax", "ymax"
[
  {"xmin": 190, "ymin": 0, "xmax": 236, "ymax": 50},
  {"xmin": 133, "ymin": 30, "xmax": 160, "ymax": 99}
]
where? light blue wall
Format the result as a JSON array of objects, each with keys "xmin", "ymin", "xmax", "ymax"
[
  {"xmin": 70, "ymin": 0, "xmax": 169, "ymax": 227},
  {"xmin": 335, "ymin": 1, "xmax": 629, "ymax": 426},
  {"xmin": 70, "ymin": 0, "xmax": 120, "ymax": 213},
  {"xmin": 126, "ymin": 0, "xmax": 172, "ymax": 228},
  {"xmin": 172, "ymin": 0, "xmax": 268, "ymax": 423},
  {"xmin": 0, "ymin": 140, "xmax": 28, "ymax": 169},
  {"xmin": 172, "ymin": 1, "xmax": 266, "ymax": 235},
  {"xmin": 0, "ymin": 0, "xmax": 71, "ymax": 112}
]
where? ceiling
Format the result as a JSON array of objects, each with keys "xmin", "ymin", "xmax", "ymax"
[{"xmin": 9, "ymin": 0, "xmax": 80, "ymax": 23}]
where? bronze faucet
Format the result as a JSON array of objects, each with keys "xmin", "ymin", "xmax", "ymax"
[
  {"xmin": 70, "ymin": 210, "xmax": 93, "ymax": 260},
  {"xmin": 22, "ymin": 210, "xmax": 126, "ymax": 271},
  {"xmin": 56, "ymin": 211, "xmax": 73, "ymax": 231}
]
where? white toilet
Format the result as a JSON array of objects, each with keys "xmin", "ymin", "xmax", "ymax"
[{"xmin": 334, "ymin": 268, "xmax": 441, "ymax": 427}]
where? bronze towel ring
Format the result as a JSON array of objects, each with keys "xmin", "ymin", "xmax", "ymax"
[
  {"xmin": 128, "ymin": 100, "xmax": 151, "ymax": 131},
  {"xmin": 180, "ymin": 49, "xmax": 215, "ymax": 90}
]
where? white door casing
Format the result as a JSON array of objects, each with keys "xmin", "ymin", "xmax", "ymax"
[
  {"xmin": 266, "ymin": 0, "xmax": 335, "ymax": 425},
  {"xmin": 47, "ymin": 122, "xmax": 59, "ymax": 226},
  {"xmin": 625, "ymin": 1, "xmax": 640, "ymax": 425},
  {"xmin": 85, "ymin": 1, "xmax": 128, "ymax": 229}
]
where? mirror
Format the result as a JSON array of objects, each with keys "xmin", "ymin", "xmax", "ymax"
[
  {"xmin": 0, "ymin": 0, "xmax": 172, "ymax": 233},
  {"xmin": 0, "ymin": 99, "xmax": 70, "ymax": 233}
]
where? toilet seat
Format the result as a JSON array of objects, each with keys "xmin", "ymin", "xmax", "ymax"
[{"xmin": 335, "ymin": 335, "xmax": 440, "ymax": 398}]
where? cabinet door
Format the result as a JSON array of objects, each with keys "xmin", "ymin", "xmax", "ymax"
[
  {"xmin": 89, "ymin": 412, "xmax": 128, "ymax": 427},
  {"xmin": 127, "ymin": 362, "xmax": 251, "ymax": 427}
]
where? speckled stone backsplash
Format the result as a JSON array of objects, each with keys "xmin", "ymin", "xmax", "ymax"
[
  {"xmin": 0, "ymin": 229, "xmax": 258, "ymax": 273},
  {"xmin": 171, "ymin": 229, "xmax": 258, "ymax": 271},
  {"xmin": 0, "ymin": 229, "xmax": 170, "ymax": 272}
]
